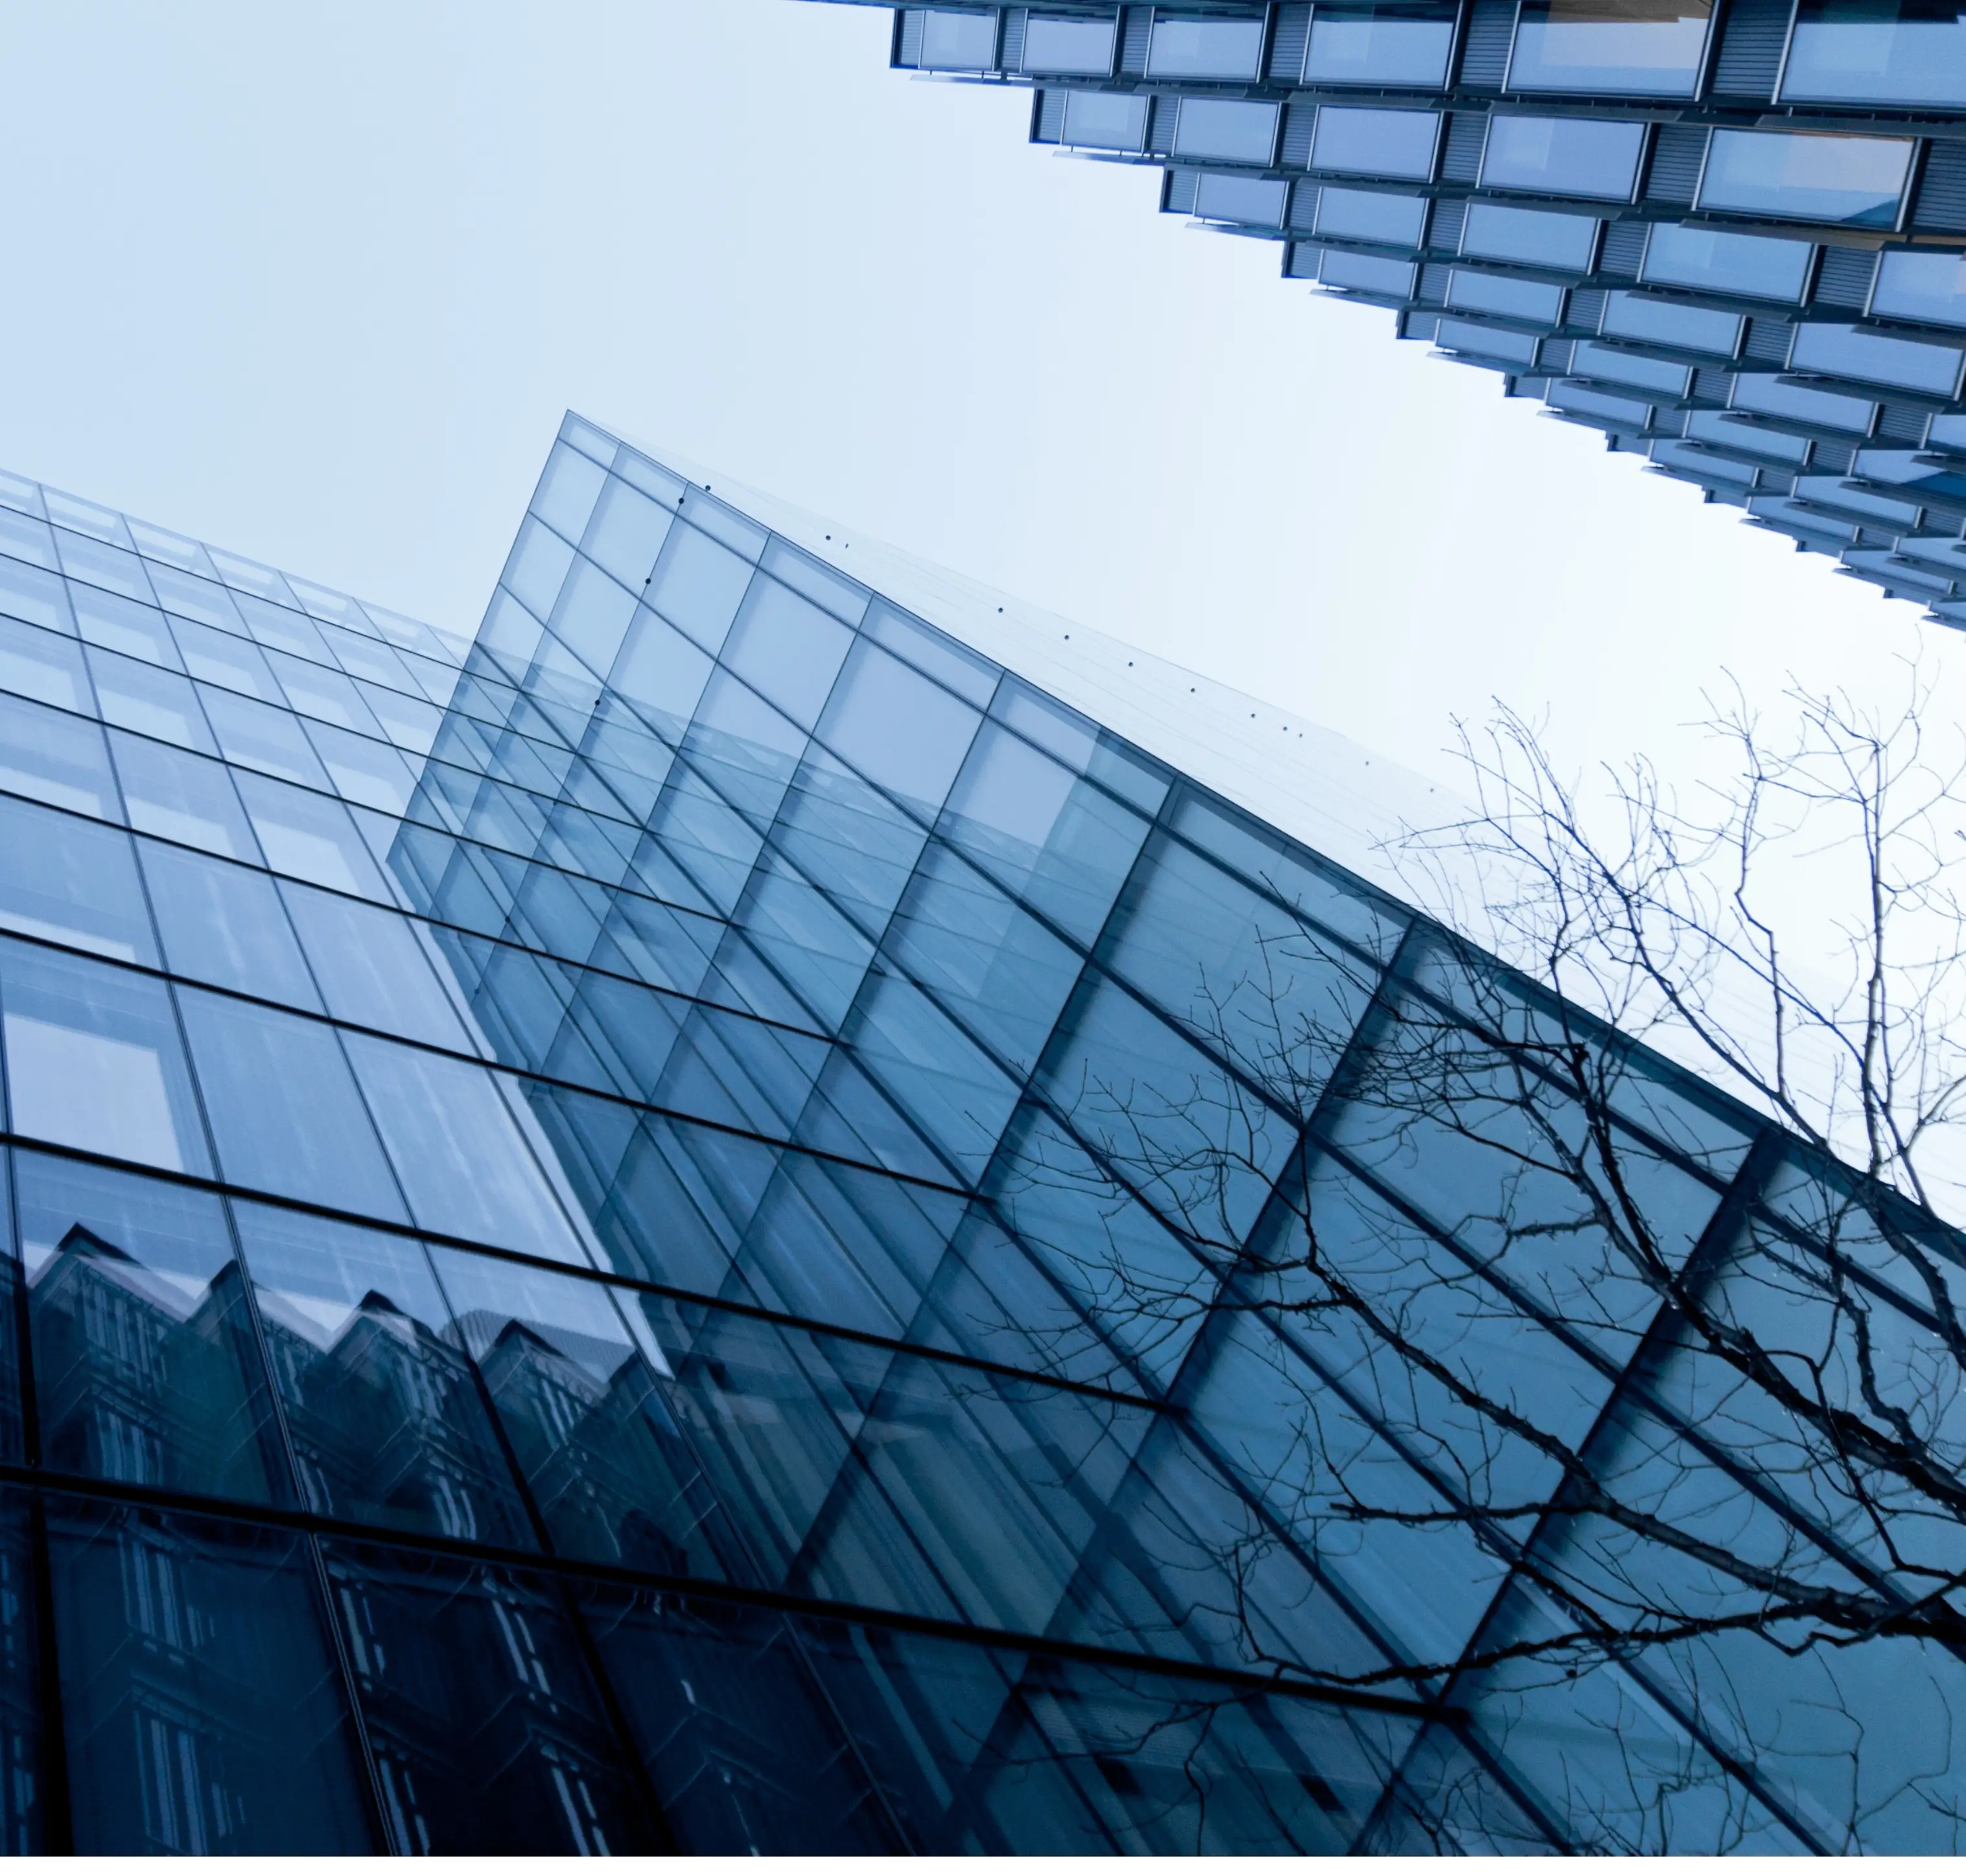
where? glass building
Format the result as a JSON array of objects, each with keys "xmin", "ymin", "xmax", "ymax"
[
  {"xmin": 849, "ymin": 1, "xmax": 1966, "ymax": 629},
  {"xmin": 0, "ymin": 416, "xmax": 1958, "ymax": 1851}
]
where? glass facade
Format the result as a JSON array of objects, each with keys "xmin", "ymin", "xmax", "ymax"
[
  {"xmin": 873, "ymin": 1, "xmax": 1966, "ymax": 633},
  {"xmin": 0, "ymin": 417, "xmax": 1956, "ymax": 1849}
]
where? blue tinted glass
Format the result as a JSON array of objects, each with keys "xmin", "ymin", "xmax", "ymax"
[
  {"xmin": 0, "ymin": 559, "xmax": 73, "ymax": 635},
  {"xmin": 1023, "ymin": 13, "xmax": 1116, "ymax": 72},
  {"xmin": 1437, "ymin": 315, "xmax": 1542, "ymax": 364},
  {"xmin": 920, "ymin": 7, "xmax": 998, "ymax": 67},
  {"xmin": 1733, "ymin": 370, "xmax": 1877, "ymax": 430},
  {"xmin": 0, "ymin": 797, "xmax": 154, "ymax": 963},
  {"xmin": 139, "ymin": 839, "xmax": 320, "ymax": 1006},
  {"xmin": 86, "ymin": 647, "xmax": 216, "ymax": 753},
  {"xmin": 1572, "ymin": 338, "xmax": 1692, "ymax": 393},
  {"xmin": 1305, "ymin": 3, "xmax": 1456, "ymax": 83},
  {"xmin": 1195, "ymin": 172, "xmax": 1289, "ymax": 225},
  {"xmin": 1871, "ymin": 248, "xmax": 1966, "ymax": 327},
  {"xmin": 1311, "ymin": 106, "xmax": 1440, "ymax": 179},
  {"xmin": 1148, "ymin": 14, "xmax": 1265, "ymax": 76},
  {"xmin": 231, "ymin": 771, "xmax": 388, "ymax": 897},
  {"xmin": 1315, "ymin": 187, "xmax": 1429, "ymax": 243},
  {"xmin": 721, "ymin": 576, "xmax": 853, "ymax": 729},
  {"xmin": 71, "ymin": 587, "xmax": 179, "ymax": 668},
  {"xmin": 645, "ymin": 521, "xmax": 755, "ymax": 654},
  {"xmin": 1173, "ymin": 97, "xmax": 1280, "ymax": 165},
  {"xmin": 1788, "ymin": 321, "xmax": 1965, "ymax": 394},
  {"xmin": 1447, "ymin": 269, "xmax": 1567, "ymax": 320},
  {"xmin": 1460, "ymin": 199, "xmax": 1601, "ymax": 266},
  {"xmin": 0, "ymin": 942, "xmax": 208, "ymax": 1174},
  {"xmin": 0, "ymin": 615, "xmax": 88, "ymax": 714},
  {"xmin": 279, "ymin": 883, "xmax": 471, "ymax": 1051},
  {"xmin": 1322, "ymin": 248, "xmax": 1419, "ymax": 294},
  {"xmin": 1508, "ymin": 0, "xmax": 1712, "ymax": 94},
  {"xmin": 0, "ymin": 692, "xmax": 118, "ymax": 819},
  {"xmin": 1697, "ymin": 130, "xmax": 1913, "ymax": 228},
  {"xmin": 1782, "ymin": 0, "xmax": 1966, "ymax": 102},
  {"xmin": 581, "ymin": 472, "xmax": 675, "ymax": 593},
  {"xmin": 1641, "ymin": 220, "xmax": 1814, "ymax": 299},
  {"xmin": 1601, "ymin": 289, "xmax": 1743, "ymax": 355},
  {"xmin": 817, "ymin": 638, "xmax": 981, "ymax": 814},
  {"xmin": 109, "ymin": 732, "xmax": 259, "ymax": 859},
  {"xmin": 1060, "ymin": 89, "xmax": 1149, "ymax": 150},
  {"xmin": 1480, "ymin": 114, "xmax": 1645, "ymax": 198}
]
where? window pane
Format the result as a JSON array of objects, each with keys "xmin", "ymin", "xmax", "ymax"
[
  {"xmin": 0, "ymin": 692, "xmax": 118, "ymax": 819},
  {"xmin": 1447, "ymin": 268, "xmax": 1567, "ymax": 320},
  {"xmin": 1509, "ymin": 0, "xmax": 1712, "ymax": 95},
  {"xmin": 0, "ymin": 616, "xmax": 89, "ymax": 712},
  {"xmin": 231, "ymin": 771, "xmax": 388, "ymax": 897},
  {"xmin": 1641, "ymin": 220, "xmax": 1814, "ymax": 299},
  {"xmin": 1321, "ymin": 248, "xmax": 1420, "ymax": 294},
  {"xmin": 1602, "ymin": 289, "xmax": 1744, "ymax": 355},
  {"xmin": 86, "ymin": 648, "xmax": 217, "ymax": 754},
  {"xmin": 1022, "ymin": 14, "xmax": 1116, "ymax": 73},
  {"xmin": 1060, "ymin": 89, "xmax": 1149, "ymax": 150},
  {"xmin": 138, "ymin": 840, "xmax": 319, "ymax": 1007},
  {"xmin": 176, "ymin": 989, "xmax": 406, "ymax": 1218},
  {"xmin": 18, "ymin": 1156, "xmax": 287, "ymax": 1503},
  {"xmin": 0, "ymin": 558, "xmax": 75, "ymax": 635},
  {"xmin": 0, "ymin": 797, "xmax": 155, "ymax": 963},
  {"xmin": 1697, "ymin": 129, "xmax": 1913, "ymax": 228},
  {"xmin": 1311, "ymin": 106, "xmax": 1440, "ymax": 179},
  {"xmin": 817, "ymin": 638, "xmax": 981, "ymax": 814},
  {"xmin": 49, "ymin": 1499, "xmax": 372, "ymax": 1853},
  {"xmin": 198, "ymin": 687, "xmax": 330, "ymax": 788},
  {"xmin": 920, "ymin": 7, "xmax": 998, "ymax": 67},
  {"xmin": 319, "ymin": 1540, "xmax": 659, "ymax": 1853},
  {"xmin": 1315, "ymin": 186, "xmax": 1429, "ymax": 244},
  {"xmin": 109, "ymin": 732, "xmax": 260, "ymax": 860},
  {"xmin": 0, "ymin": 943, "xmax": 207, "ymax": 1174},
  {"xmin": 1460, "ymin": 199, "xmax": 1601, "ymax": 266},
  {"xmin": 1789, "ymin": 320, "xmax": 1965, "ymax": 395},
  {"xmin": 1783, "ymin": 0, "xmax": 1966, "ymax": 103},
  {"xmin": 279, "ymin": 883, "xmax": 471, "ymax": 1051},
  {"xmin": 1872, "ymin": 248, "xmax": 1966, "ymax": 327},
  {"xmin": 1148, "ymin": 14, "xmax": 1265, "ymax": 77},
  {"xmin": 234, "ymin": 1204, "xmax": 535, "ymax": 1546},
  {"xmin": 1173, "ymin": 97, "xmax": 1280, "ymax": 165},
  {"xmin": 71, "ymin": 588, "xmax": 180, "ymax": 669},
  {"xmin": 1305, "ymin": 3, "xmax": 1457, "ymax": 84},
  {"xmin": 644, "ymin": 521, "xmax": 755, "ymax": 655},
  {"xmin": 720, "ymin": 575, "xmax": 854, "ymax": 729},
  {"xmin": 1480, "ymin": 113, "xmax": 1646, "ymax": 198}
]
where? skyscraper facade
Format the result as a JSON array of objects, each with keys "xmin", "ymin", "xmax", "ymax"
[
  {"xmin": 859, "ymin": 1, "xmax": 1966, "ymax": 629},
  {"xmin": 0, "ymin": 416, "xmax": 1956, "ymax": 1852}
]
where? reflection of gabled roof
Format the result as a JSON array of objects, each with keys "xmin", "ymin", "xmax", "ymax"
[
  {"xmin": 37, "ymin": 1223, "xmax": 211, "ymax": 1324},
  {"xmin": 454, "ymin": 1309, "xmax": 635, "ymax": 1387}
]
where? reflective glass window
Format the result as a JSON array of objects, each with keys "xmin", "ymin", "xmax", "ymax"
[
  {"xmin": 1508, "ymin": 0, "xmax": 1713, "ymax": 95},
  {"xmin": 1148, "ymin": 13, "xmax": 1267, "ymax": 77},
  {"xmin": 919, "ymin": 7, "xmax": 998, "ymax": 67},
  {"xmin": 1436, "ymin": 314, "xmax": 1543, "ymax": 363},
  {"xmin": 231, "ymin": 771, "xmax": 388, "ymax": 897},
  {"xmin": 235, "ymin": 1204, "xmax": 535, "ymax": 1546},
  {"xmin": 1551, "ymin": 379, "xmax": 1654, "ymax": 424},
  {"xmin": 0, "ymin": 616, "xmax": 89, "ymax": 711},
  {"xmin": 278, "ymin": 884, "xmax": 471, "ymax": 1051},
  {"xmin": 1022, "ymin": 12, "xmax": 1116, "ymax": 72},
  {"xmin": 0, "ymin": 797, "xmax": 154, "ymax": 963},
  {"xmin": 145, "ymin": 561, "xmax": 245, "ymax": 631},
  {"xmin": 1060, "ymin": 89, "xmax": 1150, "ymax": 150},
  {"xmin": 1871, "ymin": 248, "xmax": 1966, "ymax": 327},
  {"xmin": 1172, "ymin": 97, "xmax": 1281, "ymax": 166},
  {"xmin": 721, "ymin": 576, "xmax": 853, "ymax": 729},
  {"xmin": 0, "ymin": 559, "xmax": 73, "ymax": 635},
  {"xmin": 0, "ymin": 943, "xmax": 207, "ymax": 1174},
  {"xmin": 1305, "ymin": 3, "xmax": 1457, "ymax": 84},
  {"xmin": 1194, "ymin": 171, "xmax": 1289, "ymax": 225},
  {"xmin": 1732, "ymin": 369, "xmax": 1877, "ymax": 430},
  {"xmin": 71, "ymin": 587, "xmax": 180, "ymax": 669},
  {"xmin": 172, "ymin": 617, "xmax": 278, "ymax": 700},
  {"xmin": 1315, "ymin": 186, "xmax": 1429, "ymax": 244},
  {"xmin": 817, "ymin": 638, "xmax": 981, "ymax": 815},
  {"xmin": 580, "ymin": 473, "xmax": 675, "ymax": 594},
  {"xmin": 109, "ymin": 733, "xmax": 260, "ymax": 860},
  {"xmin": 1460, "ymin": 198, "xmax": 1601, "ymax": 267},
  {"xmin": 18, "ymin": 1156, "xmax": 285, "ymax": 1501},
  {"xmin": 1697, "ymin": 130, "xmax": 1913, "ymax": 228},
  {"xmin": 1311, "ymin": 106, "xmax": 1440, "ymax": 180},
  {"xmin": 530, "ymin": 441, "xmax": 607, "ymax": 546},
  {"xmin": 0, "ymin": 1499, "xmax": 45, "ymax": 1849},
  {"xmin": 176, "ymin": 989, "xmax": 407, "ymax": 1218},
  {"xmin": 1788, "ymin": 320, "xmax": 1965, "ymax": 393},
  {"xmin": 198, "ymin": 686, "xmax": 330, "ymax": 788},
  {"xmin": 86, "ymin": 647, "xmax": 217, "ymax": 754},
  {"xmin": 1601, "ymin": 288, "xmax": 1744, "ymax": 354},
  {"xmin": 0, "ymin": 692, "xmax": 118, "ymax": 819},
  {"xmin": 1480, "ymin": 113, "xmax": 1646, "ymax": 198},
  {"xmin": 1782, "ymin": 0, "xmax": 1966, "ymax": 103},
  {"xmin": 138, "ymin": 840, "xmax": 320, "ymax": 1007},
  {"xmin": 1447, "ymin": 269, "xmax": 1567, "ymax": 320},
  {"xmin": 0, "ymin": 514, "xmax": 54, "ymax": 570},
  {"xmin": 1572, "ymin": 336, "xmax": 1694, "ymax": 393},
  {"xmin": 644, "ymin": 521, "xmax": 755, "ymax": 654},
  {"xmin": 49, "ymin": 1499, "xmax": 374, "ymax": 1853},
  {"xmin": 322, "ymin": 1540, "xmax": 659, "ymax": 1851},
  {"xmin": 1641, "ymin": 220, "xmax": 1814, "ymax": 299},
  {"xmin": 1687, "ymin": 406, "xmax": 1812, "ymax": 460},
  {"xmin": 266, "ymin": 648, "xmax": 380, "ymax": 733},
  {"xmin": 1321, "ymin": 248, "xmax": 1420, "ymax": 294}
]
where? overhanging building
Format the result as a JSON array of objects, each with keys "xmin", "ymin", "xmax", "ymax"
[
  {"xmin": 844, "ymin": 1, "xmax": 1966, "ymax": 627},
  {"xmin": 0, "ymin": 417, "xmax": 1956, "ymax": 1850}
]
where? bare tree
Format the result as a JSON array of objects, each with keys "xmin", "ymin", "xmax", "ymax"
[{"xmin": 992, "ymin": 655, "xmax": 1966, "ymax": 1852}]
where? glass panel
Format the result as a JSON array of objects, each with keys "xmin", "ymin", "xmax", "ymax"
[
  {"xmin": 1305, "ymin": 3, "xmax": 1457, "ymax": 84},
  {"xmin": 1060, "ymin": 89, "xmax": 1149, "ymax": 151},
  {"xmin": 0, "ymin": 615, "xmax": 89, "ymax": 711},
  {"xmin": 49, "ymin": 1499, "xmax": 374, "ymax": 1853},
  {"xmin": 86, "ymin": 649, "xmax": 218, "ymax": 754},
  {"xmin": 1641, "ymin": 220, "xmax": 1814, "ymax": 299},
  {"xmin": 919, "ymin": 7, "xmax": 998, "ymax": 67},
  {"xmin": 0, "ymin": 1497, "xmax": 45, "ymax": 1851},
  {"xmin": 1149, "ymin": 13, "xmax": 1265, "ymax": 77},
  {"xmin": 0, "ymin": 693, "xmax": 118, "ymax": 819},
  {"xmin": 1573, "ymin": 336, "xmax": 1693, "ymax": 393},
  {"xmin": 817, "ymin": 638, "xmax": 981, "ymax": 814},
  {"xmin": 0, "ymin": 944, "xmax": 207, "ymax": 1174},
  {"xmin": 1788, "ymin": 320, "xmax": 1965, "ymax": 394},
  {"xmin": 1023, "ymin": 12, "xmax": 1116, "ymax": 73},
  {"xmin": 0, "ymin": 797, "xmax": 155, "ymax": 963},
  {"xmin": 198, "ymin": 687, "xmax": 330, "ymax": 788},
  {"xmin": 644, "ymin": 521, "xmax": 755, "ymax": 655},
  {"xmin": 320, "ymin": 1540, "xmax": 659, "ymax": 1852},
  {"xmin": 231, "ymin": 771, "xmax": 388, "ymax": 897},
  {"xmin": 278, "ymin": 883, "xmax": 471, "ymax": 1051},
  {"xmin": 1733, "ymin": 369, "xmax": 1877, "ymax": 430},
  {"xmin": 1601, "ymin": 288, "xmax": 1744, "ymax": 354},
  {"xmin": 720, "ymin": 575, "xmax": 853, "ymax": 730},
  {"xmin": 1437, "ymin": 315, "xmax": 1543, "ymax": 364},
  {"xmin": 1697, "ymin": 130, "xmax": 1913, "ymax": 228},
  {"xmin": 139, "ymin": 840, "xmax": 319, "ymax": 1007},
  {"xmin": 0, "ymin": 559, "xmax": 73, "ymax": 635},
  {"xmin": 1509, "ymin": 0, "xmax": 1712, "ymax": 95},
  {"xmin": 109, "ymin": 733, "xmax": 260, "ymax": 860},
  {"xmin": 1315, "ymin": 187, "xmax": 1429, "ymax": 244},
  {"xmin": 172, "ymin": 618, "xmax": 278, "ymax": 700},
  {"xmin": 1321, "ymin": 248, "xmax": 1420, "ymax": 294},
  {"xmin": 1480, "ymin": 113, "xmax": 1646, "ymax": 198},
  {"xmin": 234, "ymin": 1204, "xmax": 535, "ymax": 1546},
  {"xmin": 1311, "ymin": 106, "xmax": 1440, "ymax": 180},
  {"xmin": 580, "ymin": 473, "xmax": 675, "ymax": 594},
  {"xmin": 71, "ymin": 588, "xmax": 180, "ymax": 669},
  {"xmin": 1783, "ymin": 0, "xmax": 1966, "ymax": 103},
  {"xmin": 18, "ymin": 1155, "xmax": 287, "ymax": 1502},
  {"xmin": 1171, "ymin": 97, "xmax": 1280, "ymax": 165},
  {"xmin": 1460, "ymin": 199, "xmax": 1601, "ymax": 267},
  {"xmin": 1871, "ymin": 248, "xmax": 1966, "ymax": 327},
  {"xmin": 1195, "ymin": 171, "xmax": 1291, "ymax": 224},
  {"xmin": 1447, "ymin": 269, "xmax": 1567, "ymax": 320},
  {"xmin": 530, "ymin": 441, "xmax": 608, "ymax": 545}
]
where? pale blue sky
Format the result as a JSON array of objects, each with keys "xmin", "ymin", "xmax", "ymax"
[{"xmin": 1, "ymin": 0, "xmax": 1956, "ymax": 795}]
